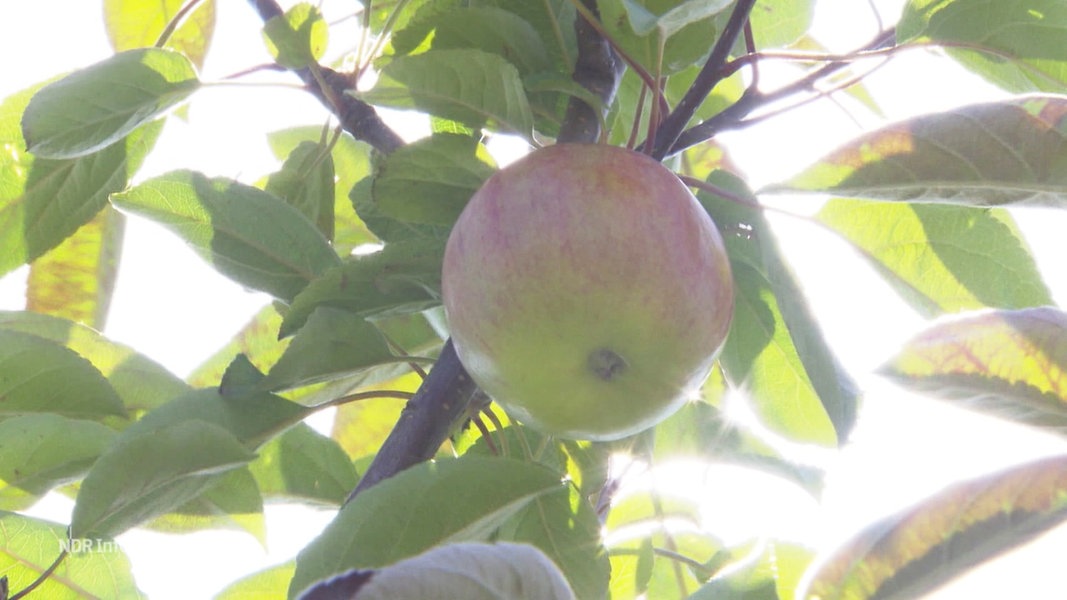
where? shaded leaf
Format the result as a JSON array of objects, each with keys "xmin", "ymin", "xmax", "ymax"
[
  {"xmin": 0, "ymin": 310, "xmax": 190, "ymax": 416},
  {"xmin": 185, "ymin": 304, "xmax": 287, "ymax": 388},
  {"xmin": 0, "ymin": 329, "xmax": 125, "ymax": 419},
  {"xmin": 289, "ymin": 456, "xmax": 564, "ymax": 597},
  {"xmin": 263, "ymin": 3, "xmax": 328, "ymax": 69},
  {"xmin": 141, "ymin": 466, "xmax": 265, "ymax": 543},
  {"xmin": 881, "ymin": 306, "xmax": 1067, "ymax": 433},
  {"xmin": 897, "ymin": 0, "xmax": 1067, "ymax": 92},
  {"xmin": 262, "ymin": 307, "xmax": 429, "ymax": 393},
  {"xmin": 112, "ymin": 170, "xmax": 340, "ymax": 301},
  {"xmin": 22, "ymin": 48, "xmax": 199, "ymax": 159},
  {"xmin": 71, "ymin": 420, "xmax": 255, "ymax": 539},
  {"xmin": 600, "ymin": 0, "xmax": 723, "ymax": 73},
  {"xmin": 370, "ymin": 133, "xmax": 496, "ymax": 227},
  {"xmin": 431, "ymin": 7, "xmax": 551, "ymax": 76},
  {"xmin": 800, "ymin": 454, "xmax": 1067, "ymax": 600},
  {"xmin": 298, "ymin": 542, "xmax": 575, "ymax": 600},
  {"xmin": 0, "ymin": 414, "xmax": 114, "ymax": 510},
  {"xmin": 266, "ymin": 140, "xmax": 336, "ymax": 242},
  {"xmin": 621, "ymin": 0, "xmax": 732, "ymax": 38},
  {"xmin": 280, "ymin": 238, "xmax": 445, "ymax": 337},
  {"xmin": 26, "ymin": 206, "xmax": 125, "ymax": 330},
  {"xmin": 104, "ymin": 0, "xmax": 217, "ymax": 69},
  {"xmin": 776, "ymin": 96, "xmax": 1067, "ymax": 206},
  {"xmin": 818, "ymin": 200, "xmax": 1051, "ymax": 317},
  {"xmin": 0, "ymin": 84, "xmax": 161, "ymax": 277},
  {"xmin": 496, "ymin": 484, "xmax": 610, "ymax": 600},
  {"xmin": 267, "ymin": 127, "xmax": 375, "ymax": 256},
  {"xmin": 359, "ymin": 49, "xmax": 534, "ymax": 136},
  {"xmin": 249, "ymin": 423, "xmax": 358, "ymax": 505},
  {"xmin": 0, "ymin": 511, "xmax": 143, "ymax": 599}
]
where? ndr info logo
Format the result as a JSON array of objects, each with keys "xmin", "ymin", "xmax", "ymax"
[{"xmin": 60, "ymin": 538, "xmax": 120, "ymax": 554}]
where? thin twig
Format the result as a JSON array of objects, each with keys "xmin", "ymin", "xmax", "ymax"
[
  {"xmin": 154, "ymin": 0, "xmax": 206, "ymax": 48},
  {"xmin": 10, "ymin": 551, "xmax": 67, "ymax": 600}
]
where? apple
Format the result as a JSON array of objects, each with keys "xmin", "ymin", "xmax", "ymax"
[{"xmin": 441, "ymin": 143, "xmax": 734, "ymax": 441}]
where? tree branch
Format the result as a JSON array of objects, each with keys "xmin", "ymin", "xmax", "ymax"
[
  {"xmin": 346, "ymin": 340, "xmax": 479, "ymax": 501},
  {"xmin": 649, "ymin": 0, "xmax": 758, "ymax": 160},
  {"xmin": 558, "ymin": 0, "xmax": 625, "ymax": 144},
  {"xmin": 246, "ymin": 0, "xmax": 404, "ymax": 154}
]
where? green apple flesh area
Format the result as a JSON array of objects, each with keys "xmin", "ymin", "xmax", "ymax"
[{"xmin": 442, "ymin": 143, "xmax": 734, "ymax": 441}]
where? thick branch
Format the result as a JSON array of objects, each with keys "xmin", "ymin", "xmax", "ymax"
[
  {"xmin": 649, "ymin": 0, "xmax": 757, "ymax": 160},
  {"xmin": 247, "ymin": 0, "xmax": 404, "ymax": 154},
  {"xmin": 347, "ymin": 340, "xmax": 478, "ymax": 500},
  {"xmin": 557, "ymin": 0, "xmax": 625, "ymax": 144}
]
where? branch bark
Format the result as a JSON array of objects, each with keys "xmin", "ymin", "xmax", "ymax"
[{"xmin": 558, "ymin": 0, "xmax": 625, "ymax": 144}]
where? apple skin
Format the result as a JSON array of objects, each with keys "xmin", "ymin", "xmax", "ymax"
[{"xmin": 442, "ymin": 143, "xmax": 734, "ymax": 441}]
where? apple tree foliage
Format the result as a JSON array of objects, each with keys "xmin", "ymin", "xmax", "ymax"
[{"xmin": 2, "ymin": 0, "xmax": 1067, "ymax": 598}]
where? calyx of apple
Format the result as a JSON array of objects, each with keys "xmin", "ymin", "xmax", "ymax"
[{"xmin": 442, "ymin": 143, "xmax": 734, "ymax": 441}]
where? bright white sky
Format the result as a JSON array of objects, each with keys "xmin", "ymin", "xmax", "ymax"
[{"xmin": 3, "ymin": 1, "xmax": 1067, "ymax": 598}]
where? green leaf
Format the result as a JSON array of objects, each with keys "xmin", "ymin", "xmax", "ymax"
[
  {"xmin": 0, "ymin": 511, "xmax": 142, "ymax": 599},
  {"xmin": 111, "ymin": 170, "xmax": 341, "ymax": 301},
  {"xmin": 496, "ymin": 484, "xmax": 610, "ymax": 600},
  {"xmin": 267, "ymin": 127, "xmax": 375, "ymax": 256},
  {"xmin": 262, "ymin": 307, "xmax": 428, "ymax": 392},
  {"xmin": 280, "ymin": 238, "xmax": 445, "ymax": 337},
  {"xmin": 127, "ymin": 387, "xmax": 311, "ymax": 451},
  {"xmin": 71, "ymin": 420, "xmax": 255, "ymax": 539},
  {"xmin": 248, "ymin": 423, "xmax": 358, "ymax": 505},
  {"xmin": 266, "ymin": 140, "xmax": 336, "ymax": 242},
  {"xmin": 431, "ymin": 7, "xmax": 551, "ymax": 76},
  {"xmin": 0, "ymin": 329, "xmax": 125, "ymax": 419},
  {"xmin": 0, "ymin": 414, "xmax": 115, "ymax": 510},
  {"xmin": 0, "ymin": 310, "xmax": 191, "ymax": 416},
  {"xmin": 141, "ymin": 466, "xmax": 264, "ymax": 543},
  {"xmin": 104, "ymin": 0, "xmax": 217, "ymax": 69},
  {"xmin": 744, "ymin": 0, "xmax": 814, "ymax": 48},
  {"xmin": 801, "ymin": 454, "xmax": 1067, "ymax": 600},
  {"xmin": 262, "ymin": 3, "xmax": 328, "ymax": 69},
  {"xmin": 371, "ymin": 133, "xmax": 496, "ymax": 226},
  {"xmin": 622, "ymin": 0, "xmax": 732, "ymax": 38},
  {"xmin": 299, "ymin": 542, "xmax": 576, "ymax": 600},
  {"xmin": 600, "ymin": 0, "xmax": 723, "ymax": 73},
  {"xmin": 700, "ymin": 173, "xmax": 857, "ymax": 446},
  {"xmin": 881, "ymin": 307, "xmax": 1067, "ymax": 433},
  {"xmin": 185, "ymin": 304, "xmax": 288, "ymax": 388},
  {"xmin": 26, "ymin": 206, "xmax": 125, "ymax": 330},
  {"xmin": 359, "ymin": 48, "xmax": 534, "ymax": 136},
  {"xmin": 690, "ymin": 541, "xmax": 813, "ymax": 600},
  {"xmin": 215, "ymin": 561, "xmax": 294, "ymax": 600},
  {"xmin": 289, "ymin": 456, "xmax": 565, "ymax": 597},
  {"xmin": 776, "ymin": 96, "xmax": 1067, "ymax": 206},
  {"xmin": 818, "ymin": 200, "xmax": 1051, "ymax": 317},
  {"xmin": 22, "ymin": 48, "xmax": 199, "ymax": 159},
  {"xmin": 898, "ymin": 0, "xmax": 1067, "ymax": 92},
  {"xmin": 0, "ymin": 83, "xmax": 161, "ymax": 277}
]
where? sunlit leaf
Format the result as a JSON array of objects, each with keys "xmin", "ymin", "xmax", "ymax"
[
  {"xmin": 104, "ymin": 0, "xmax": 217, "ymax": 68},
  {"xmin": 289, "ymin": 456, "xmax": 565, "ymax": 597},
  {"xmin": 112, "ymin": 170, "xmax": 340, "ymax": 301},
  {"xmin": 818, "ymin": 200, "xmax": 1051, "ymax": 317},
  {"xmin": 142, "ymin": 466, "xmax": 265, "ymax": 544},
  {"xmin": 26, "ymin": 206, "xmax": 125, "ymax": 330},
  {"xmin": 359, "ymin": 49, "xmax": 534, "ymax": 137},
  {"xmin": 700, "ymin": 173, "xmax": 857, "ymax": 446},
  {"xmin": 185, "ymin": 304, "xmax": 287, "ymax": 388},
  {"xmin": 776, "ymin": 96, "xmax": 1067, "ymax": 206},
  {"xmin": 216, "ymin": 561, "xmax": 295, "ymax": 600},
  {"xmin": 0, "ymin": 84, "xmax": 161, "ymax": 278},
  {"xmin": 898, "ymin": 0, "xmax": 1067, "ymax": 92},
  {"xmin": 881, "ymin": 307, "xmax": 1067, "ymax": 433},
  {"xmin": 22, "ymin": 48, "xmax": 198, "ymax": 159},
  {"xmin": 0, "ymin": 511, "xmax": 142, "ymax": 599},
  {"xmin": 330, "ymin": 371, "xmax": 420, "ymax": 460},
  {"xmin": 262, "ymin": 2, "xmax": 328, "ymax": 69},
  {"xmin": 71, "ymin": 420, "xmax": 255, "ymax": 539},
  {"xmin": 801, "ymin": 454, "xmax": 1067, "ymax": 600}
]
